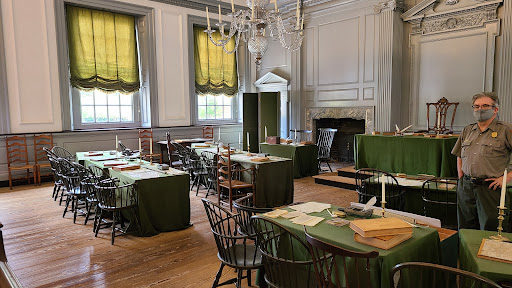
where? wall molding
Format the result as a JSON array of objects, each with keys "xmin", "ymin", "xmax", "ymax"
[{"xmin": 497, "ymin": 0, "xmax": 512, "ymax": 122}]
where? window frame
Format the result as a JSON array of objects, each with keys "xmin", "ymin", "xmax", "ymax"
[
  {"xmin": 188, "ymin": 17, "xmax": 241, "ymax": 125},
  {"xmin": 55, "ymin": 0, "xmax": 158, "ymax": 130}
]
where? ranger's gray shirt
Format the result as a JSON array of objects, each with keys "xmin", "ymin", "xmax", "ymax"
[{"xmin": 451, "ymin": 118, "xmax": 512, "ymax": 178}]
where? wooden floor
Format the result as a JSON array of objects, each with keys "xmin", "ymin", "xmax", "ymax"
[{"xmin": 0, "ymin": 177, "xmax": 357, "ymax": 288}]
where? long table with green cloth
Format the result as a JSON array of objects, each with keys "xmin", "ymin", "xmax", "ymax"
[
  {"xmin": 355, "ymin": 134, "xmax": 458, "ymax": 177},
  {"xmin": 259, "ymin": 143, "xmax": 318, "ymax": 178},
  {"xmin": 263, "ymin": 206, "xmax": 442, "ymax": 288},
  {"xmin": 459, "ymin": 229, "xmax": 512, "ymax": 283},
  {"xmin": 191, "ymin": 145, "xmax": 294, "ymax": 207},
  {"xmin": 76, "ymin": 152, "xmax": 191, "ymax": 237}
]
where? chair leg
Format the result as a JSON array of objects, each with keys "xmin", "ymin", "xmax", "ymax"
[
  {"xmin": 212, "ymin": 263, "xmax": 225, "ymax": 288},
  {"xmin": 8, "ymin": 170, "xmax": 12, "ymax": 190},
  {"xmin": 326, "ymin": 160, "xmax": 332, "ymax": 172},
  {"xmin": 236, "ymin": 269, "xmax": 243, "ymax": 288},
  {"xmin": 111, "ymin": 211, "xmax": 117, "ymax": 245},
  {"xmin": 84, "ymin": 201, "xmax": 94, "ymax": 225},
  {"xmin": 52, "ymin": 184, "xmax": 58, "ymax": 199},
  {"xmin": 247, "ymin": 269, "xmax": 252, "ymax": 287},
  {"xmin": 95, "ymin": 210, "xmax": 103, "ymax": 237},
  {"xmin": 63, "ymin": 195, "xmax": 71, "ymax": 218}
]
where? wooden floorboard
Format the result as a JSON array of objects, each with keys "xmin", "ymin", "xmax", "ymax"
[{"xmin": 0, "ymin": 177, "xmax": 357, "ymax": 288}]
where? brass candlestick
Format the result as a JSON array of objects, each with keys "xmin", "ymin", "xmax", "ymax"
[
  {"xmin": 490, "ymin": 207, "xmax": 510, "ymax": 241},
  {"xmin": 247, "ymin": 144, "xmax": 251, "ymax": 156},
  {"xmin": 381, "ymin": 200, "xmax": 386, "ymax": 217},
  {"xmin": 149, "ymin": 154, "xmax": 154, "ymax": 165}
]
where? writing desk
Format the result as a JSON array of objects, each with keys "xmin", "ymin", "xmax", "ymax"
[
  {"xmin": 259, "ymin": 143, "xmax": 318, "ymax": 178},
  {"xmin": 191, "ymin": 145, "xmax": 294, "ymax": 208},
  {"xmin": 264, "ymin": 207, "xmax": 441, "ymax": 288},
  {"xmin": 355, "ymin": 134, "xmax": 458, "ymax": 177},
  {"xmin": 459, "ymin": 229, "xmax": 512, "ymax": 283},
  {"xmin": 76, "ymin": 152, "xmax": 191, "ymax": 236}
]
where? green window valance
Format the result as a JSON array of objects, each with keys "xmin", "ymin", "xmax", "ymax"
[
  {"xmin": 66, "ymin": 5, "xmax": 140, "ymax": 93},
  {"xmin": 194, "ymin": 26, "xmax": 238, "ymax": 97}
]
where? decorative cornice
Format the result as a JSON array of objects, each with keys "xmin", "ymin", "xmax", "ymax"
[
  {"xmin": 149, "ymin": 0, "xmax": 244, "ymax": 14},
  {"xmin": 402, "ymin": 0, "xmax": 502, "ymax": 34},
  {"xmin": 374, "ymin": 0, "xmax": 406, "ymax": 14}
]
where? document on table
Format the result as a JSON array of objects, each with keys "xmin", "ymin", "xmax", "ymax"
[
  {"xmin": 291, "ymin": 215, "xmax": 324, "ymax": 226},
  {"xmin": 124, "ymin": 169, "xmax": 163, "ymax": 179},
  {"xmin": 288, "ymin": 202, "xmax": 331, "ymax": 214},
  {"xmin": 281, "ymin": 211, "xmax": 306, "ymax": 219},
  {"xmin": 263, "ymin": 209, "xmax": 289, "ymax": 218},
  {"xmin": 377, "ymin": 175, "xmax": 425, "ymax": 187}
]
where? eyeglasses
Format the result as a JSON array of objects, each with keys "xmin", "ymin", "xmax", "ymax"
[{"xmin": 472, "ymin": 104, "xmax": 495, "ymax": 110}]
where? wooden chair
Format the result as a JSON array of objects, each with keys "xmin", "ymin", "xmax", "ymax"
[
  {"xmin": 203, "ymin": 126, "xmax": 214, "ymax": 139},
  {"xmin": 60, "ymin": 159, "xmax": 88, "ymax": 224},
  {"xmin": 33, "ymin": 134, "xmax": 53, "ymax": 185},
  {"xmin": 5, "ymin": 135, "xmax": 37, "ymax": 189},
  {"xmin": 390, "ymin": 262, "xmax": 502, "ymax": 288},
  {"xmin": 165, "ymin": 132, "xmax": 182, "ymax": 168},
  {"xmin": 202, "ymin": 198, "xmax": 263, "ymax": 288},
  {"xmin": 251, "ymin": 215, "xmax": 317, "ymax": 288},
  {"xmin": 217, "ymin": 144, "xmax": 255, "ymax": 211},
  {"xmin": 201, "ymin": 150, "xmax": 218, "ymax": 197},
  {"xmin": 426, "ymin": 97, "xmax": 459, "ymax": 134},
  {"xmin": 305, "ymin": 228, "xmax": 379, "ymax": 288},
  {"xmin": 355, "ymin": 168, "xmax": 405, "ymax": 211},
  {"xmin": 422, "ymin": 177, "xmax": 458, "ymax": 230},
  {"xmin": 51, "ymin": 146, "xmax": 75, "ymax": 161},
  {"xmin": 232, "ymin": 193, "xmax": 272, "ymax": 239},
  {"xmin": 139, "ymin": 128, "xmax": 162, "ymax": 164},
  {"xmin": 44, "ymin": 148, "xmax": 64, "ymax": 200},
  {"xmin": 317, "ymin": 128, "xmax": 337, "ymax": 172},
  {"xmin": 94, "ymin": 181, "xmax": 141, "ymax": 245}
]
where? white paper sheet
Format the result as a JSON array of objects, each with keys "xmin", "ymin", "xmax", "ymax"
[{"xmin": 288, "ymin": 202, "xmax": 331, "ymax": 214}]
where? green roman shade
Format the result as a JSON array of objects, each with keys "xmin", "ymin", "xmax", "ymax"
[
  {"xmin": 66, "ymin": 5, "xmax": 140, "ymax": 93},
  {"xmin": 194, "ymin": 26, "xmax": 238, "ymax": 96}
]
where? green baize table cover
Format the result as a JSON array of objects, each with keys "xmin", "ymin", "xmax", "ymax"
[
  {"xmin": 259, "ymin": 143, "xmax": 318, "ymax": 178},
  {"xmin": 77, "ymin": 152, "xmax": 191, "ymax": 237}
]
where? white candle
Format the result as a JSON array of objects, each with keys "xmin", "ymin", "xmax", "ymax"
[
  {"xmin": 296, "ymin": 0, "xmax": 300, "ymax": 28},
  {"xmin": 218, "ymin": 127, "xmax": 221, "ymax": 142},
  {"xmin": 251, "ymin": 0, "xmax": 254, "ymax": 19},
  {"xmin": 231, "ymin": 0, "xmax": 235, "ymax": 13},
  {"xmin": 301, "ymin": 13, "xmax": 304, "ymax": 30},
  {"xmin": 382, "ymin": 179, "xmax": 386, "ymax": 203},
  {"xmin": 247, "ymin": 132, "xmax": 250, "ymax": 146},
  {"xmin": 265, "ymin": 126, "xmax": 268, "ymax": 140},
  {"xmin": 437, "ymin": 111, "xmax": 441, "ymax": 130},
  {"xmin": 274, "ymin": 0, "xmax": 277, "ymax": 11},
  {"xmin": 139, "ymin": 137, "xmax": 142, "ymax": 153},
  {"xmin": 238, "ymin": 133, "xmax": 241, "ymax": 145},
  {"xmin": 150, "ymin": 138, "xmax": 153, "ymax": 155},
  {"xmin": 500, "ymin": 169, "xmax": 507, "ymax": 208},
  {"xmin": 295, "ymin": 129, "xmax": 297, "ymax": 140},
  {"xmin": 115, "ymin": 135, "xmax": 118, "ymax": 151},
  {"xmin": 218, "ymin": 4, "xmax": 222, "ymax": 23},
  {"xmin": 206, "ymin": 7, "xmax": 211, "ymax": 29},
  {"xmin": 365, "ymin": 110, "xmax": 368, "ymax": 133}
]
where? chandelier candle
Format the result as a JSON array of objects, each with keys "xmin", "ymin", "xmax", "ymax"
[
  {"xmin": 231, "ymin": 0, "xmax": 234, "ymax": 13},
  {"xmin": 296, "ymin": 0, "xmax": 300, "ymax": 28},
  {"xmin": 206, "ymin": 7, "xmax": 210, "ymax": 29},
  {"xmin": 116, "ymin": 135, "xmax": 118, "ymax": 152},
  {"xmin": 265, "ymin": 126, "xmax": 267, "ymax": 140},
  {"xmin": 500, "ymin": 169, "xmax": 507, "ymax": 208},
  {"xmin": 274, "ymin": 0, "xmax": 277, "ymax": 11}
]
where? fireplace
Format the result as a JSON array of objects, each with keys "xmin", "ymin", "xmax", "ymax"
[{"xmin": 306, "ymin": 107, "xmax": 373, "ymax": 163}]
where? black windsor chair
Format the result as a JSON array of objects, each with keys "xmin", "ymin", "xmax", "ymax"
[
  {"xmin": 421, "ymin": 177, "xmax": 458, "ymax": 230},
  {"xmin": 317, "ymin": 128, "xmax": 337, "ymax": 172},
  {"xmin": 355, "ymin": 168, "xmax": 405, "ymax": 211}
]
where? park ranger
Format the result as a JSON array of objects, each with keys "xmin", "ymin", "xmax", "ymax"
[{"xmin": 451, "ymin": 92, "xmax": 512, "ymax": 231}]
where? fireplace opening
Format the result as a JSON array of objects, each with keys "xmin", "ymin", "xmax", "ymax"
[{"xmin": 315, "ymin": 118, "xmax": 365, "ymax": 163}]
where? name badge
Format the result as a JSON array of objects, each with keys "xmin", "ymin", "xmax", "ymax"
[{"xmin": 491, "ymin": 132, "xmax": 498, "ymax": 138}]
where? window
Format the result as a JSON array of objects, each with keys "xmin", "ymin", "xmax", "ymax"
[
  {"xmin": 55, "ymin": 0, "xmax": 157, "ymax": 130},
  {"xmin": 193, "ymin": 25, "xmax": 238, "ymax": 123},
  {"xmin": 198, "ymin": 94, "xmax": 233, "ymax": 120}
]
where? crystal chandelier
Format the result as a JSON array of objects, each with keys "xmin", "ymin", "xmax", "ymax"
[{"xmin": 205, "ymin": 0, "xmax": 305, "ymax": 69}]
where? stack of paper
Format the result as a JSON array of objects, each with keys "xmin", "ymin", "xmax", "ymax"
[
  {"xmin": 288, "ymin": 202, "xmax": 331, "ymax": 214},
  {"xmin": 263, "ymin": 209, "xmax": 289, "ymax": 218},
  {"xmin": 290, "ymin": 215, "xmax": 324, "ymax": 226}
]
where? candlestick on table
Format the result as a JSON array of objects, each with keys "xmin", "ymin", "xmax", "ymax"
[
  {"xmin": 490, "ymin": 169, "xmax": 509, "ymax": 241},
  {"xmin": 138, "ymin": 137, "xmax": 142, "ymax": 163},
  {"xmin": 500, "ymin": 169, "xmax": 507, "ymax": 208},
  {"xmin": 115, "ymin": 135, "xmax": 118, "ymax": 153},
  {"xmin": 265, "ymin": 126, "xmax": 267, "ymax": 142},
  {"xmin": 437, "ymin": 111, "xmax": 441, "ymax": 132},
  {"xmin": 294, "ymin": 129, "xmax": 297, "ymax": 141},
  {"xmin": 381, "ymin": 178, "xmax": 386, "ymax": 217}
]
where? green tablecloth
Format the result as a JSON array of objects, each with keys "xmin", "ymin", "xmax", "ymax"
[
  {"xmin": 459, "ymin": 229, "xmax": 512, "ymax": 283},
  {"xmin": 191, "ymin": 146, "xmax": 294, "ymax": 208},
  {"xmin": 259, "ymin": 143, "xmax": 318, "ymax": 178},
  {"xmin": 77, "ymin": 152, "xmax": 191, "ymax": 237},
  {"xmin": 355, "ymin": 134, "xmax": 458, "ymax": 177},
  {"xmin": 267, "ymin": 207, "xmax": 441, "ymax": 288}
]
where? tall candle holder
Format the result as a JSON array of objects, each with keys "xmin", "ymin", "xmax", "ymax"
[
  {"xmin": 247, "ymin": 144, "xmax": 251, "ymax": 156},
  {"xmin": 381, "ymin": 200, "xmax": 386, "ymax": 217},
  {"xmin": 149, "ymin": 155, "xmax": 154, "ymax": 165},
  {"xmin": 139, "ymin": 152, "xmax": 142, "ymax": 163},
  {"xmin": 490, "ymin": 207, "xmax": 510, "ymax": 241}
]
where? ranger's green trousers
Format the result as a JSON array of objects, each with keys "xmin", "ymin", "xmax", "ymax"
[{"xmin": 457, "ymin": 176, "xmax": 511, "ymax": 232}]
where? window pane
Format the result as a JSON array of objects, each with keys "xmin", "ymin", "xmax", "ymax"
[
  {"xmin": 120, "ymin": 93, "xmax": 132, "ymax": 105},
  {"xmin": 82, "ymin": 106, "xmax": 95, "ymax": 123},
  {"xmin": 198, "ymin": 95, "xmax": 206, "ymax": 105},
  {"xmin": 95, "ymin": 91, "xmax": 107, "ymax": 105},
  {"xmin": 108, "ymin": 92, "xmax": 120, "ymax": 105},
  {"xmin": 223, "ymin": 95, "xmax": 232, "ymax": 105},
  {"xmin": 223, "ymin": 106, "xmax": 231, "ymax": 118},
  {"xmin": 206, "ymin": 106, "xmax": 216, "ymax": 119},
  {"xmin": 108, "ymin": 106, "xmax": 120, "ymax": 122},
  {"xmin": 120, "ymin": 106, "xmax": 133, "ymax": 122},
  {"xmin": 207, "ymin": 95, "xmax": 216, "ymax": 106},
  {"xmin": 95, "ymin": 106, "xmax": 108, "ymax": 122},
  {"xmin": 81, "ymin": 91, "xmax": 94, "ymax": 105},
  {"xmin": 198, "ymin": 106, "xmax": 207, "ymax": 120},
  {"xmin": 215, "ymin": 106, "xmax": 223, "ymax": 118}
]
